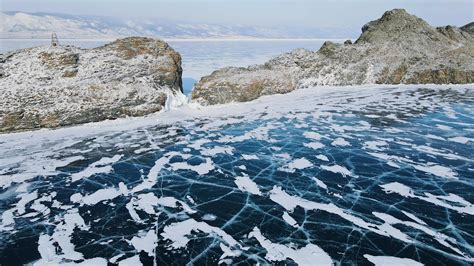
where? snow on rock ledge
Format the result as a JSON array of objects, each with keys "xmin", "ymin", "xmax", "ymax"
[
  {"xmin": 192, "ymin": 9, "xmax": 474, "ymax": 105},
  {"xmin": 0, "ymin": 37, "xmax": 183, "ymax": 133}
]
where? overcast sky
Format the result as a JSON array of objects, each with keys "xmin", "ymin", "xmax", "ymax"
[{"xmin": 2, "ymin": 0, "xmax": 473, "ymax": 28}]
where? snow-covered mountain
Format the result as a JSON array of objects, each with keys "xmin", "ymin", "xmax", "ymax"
[{"xmin": 0, "ymin": 11, "xmax": 356, "ymax": 39}]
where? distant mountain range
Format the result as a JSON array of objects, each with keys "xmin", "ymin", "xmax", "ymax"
[{"xmin": 0, "ymin": 11, "xmax": 357, "ymax": 39}]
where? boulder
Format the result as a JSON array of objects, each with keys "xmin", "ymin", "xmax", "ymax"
[
  {"xmin": 192, "ymin": 9, "xmax": 474, "ymax": 105},
  {"xmin": 0, "ymin": 37, "xmax": 183, "ymax": 132}
]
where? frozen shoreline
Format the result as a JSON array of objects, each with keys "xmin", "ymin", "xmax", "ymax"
[
  {"xmin": 1, "ymin": 84, "xmax": 473, "ymax": 141},
  {"xmin": 1, "ymin": 82, "xmax": 473, "ymax": 265}
]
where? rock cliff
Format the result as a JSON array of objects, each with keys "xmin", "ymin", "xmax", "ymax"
[
  {"xmin": 192, "ymin": 9, "xmax": 474, "ymax": 105},
  {"xmin": 0, "ymin": 37, "xmax": 184, "ymax": 132}
]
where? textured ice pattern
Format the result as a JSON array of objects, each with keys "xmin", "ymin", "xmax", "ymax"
[{"xmin": 0, "ymin": 86, "xmax": 473, "ymax": 265}]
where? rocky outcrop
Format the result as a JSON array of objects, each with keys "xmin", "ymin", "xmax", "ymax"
[
  {"xmin": 192, "ymin": 9, "xmax": 474, "ymax": 105},
  {"xmin": 0, "ymin": 37, "xmax": 184, "ymax": 133},
  {"xmin": 461, "ymin": 22, "xmax": 474, "ymax": 35}
]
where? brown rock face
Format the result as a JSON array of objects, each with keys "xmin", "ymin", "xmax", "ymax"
[
  {"xmin": 100, "ymin": 38, "xmax": 183, "ymax": 90},
  {"xmin": 407, "ymin": 69, "xmax": 474, "ymax": 84},
  {"xmin": 192, "ymin": 9, "xmax": 474, "ymax": 106},
  {"xmin": 0, "ymin": 37, "xmax": 183, "ymax": 133},
  {"xmin": 192, "ymin": 67, "xmax": 296, "ymax": 105}
]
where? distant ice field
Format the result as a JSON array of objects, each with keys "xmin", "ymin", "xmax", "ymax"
[{"xmin": 0, "ymin": 85, "xmax": 473, "ymax": 265}]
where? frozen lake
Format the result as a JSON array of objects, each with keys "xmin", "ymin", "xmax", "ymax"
[{"xmin": 0, "ymin": 84, "xmax": 473, "ymax": 265}]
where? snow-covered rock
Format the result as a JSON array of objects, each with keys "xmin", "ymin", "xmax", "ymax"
[
  {"xmin": 192, "ymin": 9, "xmax": 474, "ymax": 105},
  {"xmin": 0, "ymin": 37, "xmax": 183, "ymax": 132}
]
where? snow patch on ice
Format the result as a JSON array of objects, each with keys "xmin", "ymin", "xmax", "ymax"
[
  {"xmin": 363, "ymin": 254, "xmax": 424, "ymax": 266},
  {"xmin": 380, "ymin": 182, "xmax": 474, "ymax": 215},
  {"xmin": 304, "ymin": 142, "xmax": 325, "ymax": 149},
  {"xmin": 449, "ymin": 136, "xmax": 473, "ymax": 144},
  {"xmin": 412, "ymin": 164, "xmax": 458, "ymax": 179},
  {"xmin": 234, "ymin": 175, "xmax": 262, "ymax": 195},
  {"xmin": 200, "ymin": 146, "xmax": 234, "ymax": 156},
  {"xmin": 312, "ymin": 177, "xmax": 328, "ymax": 190},
  {"xmin": 282, "ymin": 212, "xmax": 299, "ymax": 228},
  {"xmin": 303, "ymin": 131, "xmax": 322, "ymax": 140},
  {"xmin": 242, "ymin": 154, "xmax": 259, "ymax": 160},
  {"xmin": 118, "ymin": 255, "xmax": 142, "ymax": 266},
  {"xmin": 316, "ymin": 155, "xmax": 329, "ymax": 161},
  {"xmin": 161, "ymin": 218, "xmax": 240, "ymax": 250},
  {"xmin": 71, "ymin": 155, "xmax": 122, "ymax": 182},
  {"xmin": 270, "ymin": 186, "xmax": 467, "ymax": 257},
  {"xmin": 321, "ymin": 164, "xmax": 354, "ymax": 178},
  {"xmin": 331, "ymin": 137, "xmax": 350, "ymax": 147},
  {"xmin": 280, "ymin": 158, "xmax": 313, "ymax": 173},
  {"xmin": 363, "ymin": 140, "xmax": 388, "ymax": 151},
  {"xmin": 248, "ymin": 227, "xmax": 332, "ymax": 265},
  {"xmin": 71, "ymin": 187, "xmax": 122, "ymax": 205},
  {"xmin": 131, "ymin": 230, "xmax": 157, "ymax": 257},
  {"xmin": 170, "ymin": 157, "xmax": 215, "ymax": 175}
]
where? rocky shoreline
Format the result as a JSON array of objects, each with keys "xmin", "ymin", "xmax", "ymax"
[
  {"xmin": 0, "ymin": 37, "xmax": 184, "ymax": 133},
  {"xmin": 192, "ymin": 9, "xmax": 474, "ymax": 105},
  {"xmin": 1, "ymin": 9, "xmax": 473, "ymax": 133}
]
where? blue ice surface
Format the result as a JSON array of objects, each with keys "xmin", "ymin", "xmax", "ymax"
[
  {"xmin": 182, "ymin": 77, "xmax": 197, "ymax": 95},
  {"xmin": 0, "ymin": 86, "xmax": 473, "ymax": 265}
]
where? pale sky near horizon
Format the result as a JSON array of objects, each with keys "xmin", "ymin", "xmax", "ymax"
[{"xmin": 2, "ymin": 0, "xmax": 473, "ymax": 28}]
